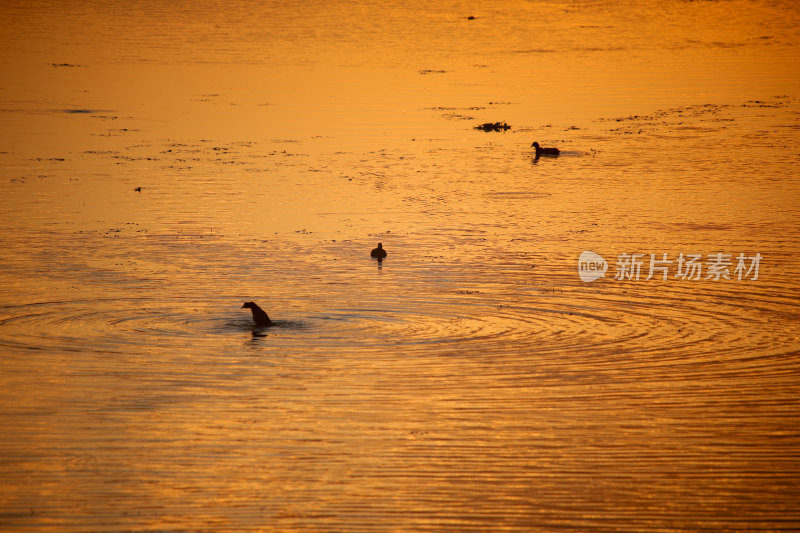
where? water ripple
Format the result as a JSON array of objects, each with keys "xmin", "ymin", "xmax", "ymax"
[{"xmin": 1, "ymin": 277, "xmax": 797, "ymax": 369}]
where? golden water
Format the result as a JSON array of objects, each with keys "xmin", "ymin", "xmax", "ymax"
[{"xmin": 1, "ymin": 0, "xmax": 799, "ymax": 530}]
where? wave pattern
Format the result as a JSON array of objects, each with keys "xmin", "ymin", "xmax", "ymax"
[
  {"xmin": 1, "ymin": 0, "xmax": 799, "ymax": 528},
  {"xmin": 2, "ymin": 272, "xmax": 797, "ymax": 365}
]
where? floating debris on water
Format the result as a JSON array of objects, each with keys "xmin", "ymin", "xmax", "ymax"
[
  {"xmin": 474, "ymin": 121, "xmax": 511, "ymax": 132},
  {"xmin": 442, "ymin": 113, "xmax": 474, "ymax": 121}
]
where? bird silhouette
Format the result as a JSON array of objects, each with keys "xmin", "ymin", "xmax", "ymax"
[
  {"xmin": 531, "ymin": 141, "xmax": 560, "ymax": 158},
  {"xmin": 241, "ymin": 301, "xmax": 273, "ymax": 327},
  {"xmin": 370, "ymin": 243, "xmax": 387, "ymax": 259}
]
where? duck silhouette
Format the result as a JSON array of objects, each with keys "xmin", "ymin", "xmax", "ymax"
[
  {"xmin": 370, "ymin": 243, "xmax": 387, "ymax": 259},
  {"xmin": 531, "ymin": 141, "xmax": 560, "ymax": 158},
  {"xmin": 241, "ymin": 301, "xmax": 273, "ymax": 327}
]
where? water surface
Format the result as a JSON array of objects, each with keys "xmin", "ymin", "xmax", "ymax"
[{"xmin": 1, "ymin": 0, "xmax": 799, "ymax": 530}]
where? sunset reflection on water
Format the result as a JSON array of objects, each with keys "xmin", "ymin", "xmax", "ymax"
[{"xmin": 1, "ymin": 0, "xmax": 799, "ymax": 531}]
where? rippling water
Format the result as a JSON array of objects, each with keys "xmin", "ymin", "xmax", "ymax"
[{"xmin": 1, "ymin": 0, "xmax": 799, "ymax": 530}]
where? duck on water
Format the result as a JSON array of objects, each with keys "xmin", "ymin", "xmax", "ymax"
[
  {"xmin": 241, "ymin": 301, "xmax": 273, "ymax": 327},
  {"xmin": 531, "ymin": 141, "xmax": 560, "ymax": 158},
  {"xmin": 370, "ymin": 243, "xmax": 387, "ymax": 259}
]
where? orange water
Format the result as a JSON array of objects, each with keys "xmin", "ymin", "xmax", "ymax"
[{"xmin": 1, "ymin": 1, "xmax": 799, "ymax": 530}]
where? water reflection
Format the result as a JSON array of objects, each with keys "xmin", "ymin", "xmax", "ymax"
[{"xmin": 0, "ymin": 0, "xmax": 799, "ymax": 531}]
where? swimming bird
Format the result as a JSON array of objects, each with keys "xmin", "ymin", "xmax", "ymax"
[
  {"xmin": 370, "ymin": 242, "xmax": 387, "ymax": 259},
  {"xmin": 241, "ymin": 301, "xmax": 273, "ymax": 327},
  {"xmin": 531, "ymin": 141, "xmax": 560, "ymax": 157}
]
